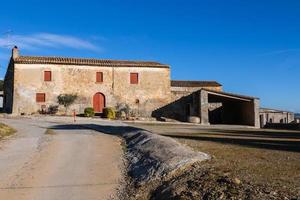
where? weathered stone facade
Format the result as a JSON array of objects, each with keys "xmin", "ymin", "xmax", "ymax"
[{"xmin": 4, "ymin": 47, "xmax": 171, "ymax": 116}]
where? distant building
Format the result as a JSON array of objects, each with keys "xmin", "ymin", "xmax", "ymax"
[{"xmin": 259, "ymin": 108, "xmax": 294, "ymax": 128}]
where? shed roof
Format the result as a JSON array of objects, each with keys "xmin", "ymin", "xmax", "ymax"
[
  {"xmin": 14, "ymin": 56, "xmax": 169, "ymax": 68},
  {"xmin": 202, "ymin": 88, "xmax": 259, "ymax": 100},
  {"xmin": 171, "ymin": 80, "xmax": 222, "ymax": 87}
]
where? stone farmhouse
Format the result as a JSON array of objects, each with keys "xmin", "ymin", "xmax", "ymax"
[{"xmin": 3, "ymin": 47, "xmax": 260, "ymax": 127}]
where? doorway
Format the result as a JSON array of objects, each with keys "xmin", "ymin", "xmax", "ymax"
[{"xmin": 93, "ymin": 92, "xmax": 105, "ymax": 113}]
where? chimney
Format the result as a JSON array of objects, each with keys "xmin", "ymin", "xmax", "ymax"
[{"xmin": 12, "ymin": 46, "xmax": 19, "ymax": 59}]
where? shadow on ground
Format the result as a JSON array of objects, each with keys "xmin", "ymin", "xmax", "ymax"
[
  {"xmin": 160, "ymin": 128, "xmax": 300, "ymax": 153},
  {"xmin": 50, "ymin": 124, "xmax": 142, "ymax": 136},
  {"xmin": 50, "ymin": 123, "xmax": 300, "ymax": 153}
]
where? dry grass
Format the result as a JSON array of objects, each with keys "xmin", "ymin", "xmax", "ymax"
[
  {"xmin": 45, "ymin": 128, "xmax": 56, "ymax": 135},
  {"xmin": 0, "ymin": 123, "xmax": 16, "ymax": 139},
  {"xmin": 128, "ymin": 123, "xmax": 300, "ymax": 197}
]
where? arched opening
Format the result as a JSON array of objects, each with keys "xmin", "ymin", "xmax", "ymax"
[{"xmin": 93, "ymin": 92, "xmax": 105, "ymax": 113}]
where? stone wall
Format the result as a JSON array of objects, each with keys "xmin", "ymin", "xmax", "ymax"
[
  {"xmin": 170, "ymin": 86, "xmax": 222, "ymax": 102},
  {"xmin": 11, "ymin": 63, "xmax": 171, "ymax": 116},
  {"xmin": 152, "ymin": 92, "xmax": 197, "ymax": 122}
]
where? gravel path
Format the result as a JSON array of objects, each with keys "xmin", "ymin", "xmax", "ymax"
[{"xmin": 0, "ymin": 117, "xmax": 123, "ymax": 200}]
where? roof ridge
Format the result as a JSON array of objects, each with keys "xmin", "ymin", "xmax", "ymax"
[
  {"xmin": 171, "ymin": 80, "xmax": 222, "ymax": 87},
  {"xmin": 14, "ymin": 55, "xmax": 169, "ymax": 68},
  {"xmin": 16, "ymin": 55, "xmax": 165, "ymax": 64}
]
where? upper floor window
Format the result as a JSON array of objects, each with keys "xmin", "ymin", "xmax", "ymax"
[
  {"xmin": 36, "ymin": 93, "xmax": 46, "ymax": 102},
  {"xmin": 44, "ymin": 71, "xmax": 52, "ymax": 81},
  {"xmin": 96, "ymin": 72, "xmax": 103, "ymax": 83},
  {"xmin": 130, "ymin": 73, "xmax": 139, "ymax": 84}
]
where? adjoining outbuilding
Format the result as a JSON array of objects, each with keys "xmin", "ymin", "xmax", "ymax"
[{"xmin": 153, "ymin": 82, "xmax": 259, "ymax": 127}]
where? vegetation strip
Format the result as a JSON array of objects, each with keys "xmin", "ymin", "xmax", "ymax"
[{"xmin": 0, "ymin": 123, "xmax": 16, "ymax": 139}]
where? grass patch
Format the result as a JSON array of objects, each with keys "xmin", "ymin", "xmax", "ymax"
[
  {"xmin": 0, "ymin": 123, "xmax": 16, "ymax": 139},
  {"xmin": 45, "ymin": 128, "xmax": 56, "ymax": 135}
]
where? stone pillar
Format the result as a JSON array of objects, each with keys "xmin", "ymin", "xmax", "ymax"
[
  {"xmin": 199, "ymin": 90, "xmax": 210, "ymax": 125},
  {"xmin": 253, "ymin": 99, "xmax": 260, "ymax": 128}
]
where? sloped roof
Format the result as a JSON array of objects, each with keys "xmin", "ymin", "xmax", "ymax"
[
  {"xmin": 202, "ymin": 88, "xmax": 259, "ymax": 100},
  {"xmin": 14, "ymin": 56, "xmax": 169, "ymax": 68},
  {"xmin": 171, "ymin": 80, "xmax": 222, "ymax": 87}
]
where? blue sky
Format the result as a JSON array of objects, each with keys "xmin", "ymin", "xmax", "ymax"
[{"xmin": 0, "ymin": 0, "xmax": 299, "ymax": 112}]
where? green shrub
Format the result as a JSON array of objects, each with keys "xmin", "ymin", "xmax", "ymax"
[
  {"xmin": 84, "ymin": 107, "xmax": 95, "ymax": 117},
  {"xmin": 103, "ymin": 107, "xmax": 116, "ymax": 119},
  {"xmin": 57, "ymin": 94, "xmax": 78, "ymax": 114}
]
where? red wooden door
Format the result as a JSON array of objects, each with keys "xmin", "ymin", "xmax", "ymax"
[{"xmin": 93, "ymin": 93, "xmax": 105, "ymax": 113}]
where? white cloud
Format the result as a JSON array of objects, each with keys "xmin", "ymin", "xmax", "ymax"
[{"xmin": 0, "ymin": 33, "xmax": 102, "ymax": 52}]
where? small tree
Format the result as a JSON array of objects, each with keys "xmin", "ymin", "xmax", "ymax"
[{"xmin": 57, "ymin": 94, "xmax": 78, "ymax": 114}]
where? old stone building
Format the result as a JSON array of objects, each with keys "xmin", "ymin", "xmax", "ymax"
[
  {"xmin": 4, "ymin": 47, "xmax": 260, "ymax": 127},
  {"xmin": 4, "ymin": 47, "xmax": 171, "ymax": 116},
  {"xmin": 259, "ymin": 108, "xmax": 295, "ymax": 128}
]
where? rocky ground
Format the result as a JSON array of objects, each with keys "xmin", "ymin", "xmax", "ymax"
[{"xmin": 128, "ymin": 122, "xmax": 300, "ymax": 200}]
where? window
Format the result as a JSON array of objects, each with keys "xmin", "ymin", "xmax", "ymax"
[
  {"xmin": 36, "ymin": 93, "xmax": 46, "ymax": 102},
  {"xmin": 130, "ymin": 73, "xmax": 139, "ymax": 84},
  {"xmin": 96, "ymin": 72, "xmax": 103, "ymax": 83},
  {"xmin": 44, "ymin": 71, "xmax": 52, "ymax": 81}
]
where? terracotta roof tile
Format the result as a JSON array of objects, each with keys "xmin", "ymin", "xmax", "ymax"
[
  {"xmin": 14, "ymin": 56, "xmax": 169, "ymax": 68},
  {"xmin": 171, "ymin": 80, "xmax": 222, "ymax": 87}
]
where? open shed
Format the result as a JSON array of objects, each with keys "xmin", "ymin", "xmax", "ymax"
[{"xmin": 199, "ymin": 89, "xmax": 260, "ymax": 127}]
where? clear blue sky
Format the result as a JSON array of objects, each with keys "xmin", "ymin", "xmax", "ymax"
[{"xmin": 0, "ymin": 0, "xmax": 299, "ymax": 112}]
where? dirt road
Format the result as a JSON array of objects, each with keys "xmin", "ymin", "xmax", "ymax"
[{"xmin": 0, "ymin": 117, "xmax": 123, "ymax": 200}]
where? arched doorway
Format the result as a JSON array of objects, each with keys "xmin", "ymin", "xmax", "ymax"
[{"xmin": 93, "ymin": 92, "xmax": 105, "ymax": 113}]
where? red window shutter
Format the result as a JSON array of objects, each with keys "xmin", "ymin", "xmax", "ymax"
[
  {"xmin": 130, "ymin": 73, "xmax": 138, "ymax": 84},
  {"xmin": 96, "ymin": 72, "xmax": 103, "ymax": 83},
  {"xmin": 36, "ymin": 93, "xmax": 46, "ymax": 102},
  {"xmin": 44, "ymin": 71, "xmax": 51, "ymax": 81}
]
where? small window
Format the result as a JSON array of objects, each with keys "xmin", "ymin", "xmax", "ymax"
[
  {"xmin": 130, "ymin": 73, "xmax": 139, "ymax": 84},
  {"xmin": 96, "ymin": 72, "xmax": 103, "ymax": 83},
  {"xmin": 36, "ymin": 93, "xmax": 46, "ymax": 102},
  {"xmin": 44, "ymin": 71, "xmax": 52, "ymax": 81}
]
